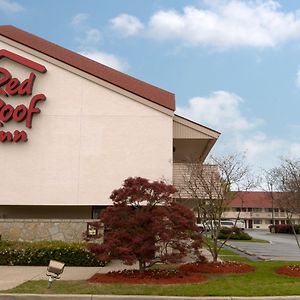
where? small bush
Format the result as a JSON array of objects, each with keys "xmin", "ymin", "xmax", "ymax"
[
  {"xmin": 218, "ymin": 227, "xmax": 252, "ymax": 240},
  {"xmin": 0, "ymin": 240, "xmax": 105, "ymax": 266},
  {"xmin": 269, "ymin": 224, "xmax": 300, "ymax": 234}
]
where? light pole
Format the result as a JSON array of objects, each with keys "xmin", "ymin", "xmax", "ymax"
[{"xmin": 271, "ymin": 182, "xmax": 275, "ymax": 226}]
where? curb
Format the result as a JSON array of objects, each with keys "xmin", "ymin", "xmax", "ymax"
[
  {"xmin": 226, "ymin": 243, "xmax": 266, "ymax": 261},
  {"xmin": 1, "ymin": 294, "xmax": 300, "ymax": 300}
]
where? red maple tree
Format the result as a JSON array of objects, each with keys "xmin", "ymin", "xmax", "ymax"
[{"xmin": 88, "ymin": 177, "xmax": 202, "ymax": 272}]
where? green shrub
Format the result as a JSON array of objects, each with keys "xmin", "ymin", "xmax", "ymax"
[
  {"xmin": 0, "ymin": 240, "xmax": 105, "ymax": 266},
  {"xmin": 218, "ymin": 227, "xmax": 252, "ymax": 240}
]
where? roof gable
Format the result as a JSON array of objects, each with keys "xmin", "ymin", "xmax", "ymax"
[{"xmin": 0, "ymin": 25, "xmax": 175, "ymax": 111}]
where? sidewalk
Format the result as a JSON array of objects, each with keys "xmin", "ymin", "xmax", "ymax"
[{"xmin": 0, "ymin": 265, "xmax": 102, "ymax": 291}]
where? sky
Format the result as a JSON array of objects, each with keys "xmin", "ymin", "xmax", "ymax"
[{"xmin": 1, "ymin": 0, "xmax": 300, "ymax": 174}]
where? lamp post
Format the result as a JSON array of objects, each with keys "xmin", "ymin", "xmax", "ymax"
[{"xmin": 271, "ymin": 182, "xmax": 275, "ymax": 227}]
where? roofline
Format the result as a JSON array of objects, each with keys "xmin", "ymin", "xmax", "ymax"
[
  {"xmin": 0, "ymin": 25, "xmax": 175, "ymax": 111},
  {"xmin": 174, "ymin": 114, "xmax": 221, "ymax": 137}
]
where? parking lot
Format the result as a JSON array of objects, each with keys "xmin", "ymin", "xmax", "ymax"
[{"xmin": 228, "ymin": 229, "xmax": 300, "ymax": 261}]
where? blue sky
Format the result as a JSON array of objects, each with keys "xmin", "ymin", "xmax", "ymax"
[{"xmin": 2, "ymin": 0, "xmax": 300, "ymax": 173}]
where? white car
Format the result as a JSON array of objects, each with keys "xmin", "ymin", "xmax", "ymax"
[{"xmin": 197, "ymin": 219, "xmax": 245, "ymax": 231}]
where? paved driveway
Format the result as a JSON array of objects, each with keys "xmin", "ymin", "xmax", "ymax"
[{"xmin": 228, "ymin": 229, "xmax": 300, "ymax": 261}]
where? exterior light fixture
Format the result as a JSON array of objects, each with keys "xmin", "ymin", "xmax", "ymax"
[{"xmin": 46, "ymin": 260, "xmax": 65, "ymax": 288}]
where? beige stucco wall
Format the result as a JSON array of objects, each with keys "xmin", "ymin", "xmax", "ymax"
[{"xmin": 0, "ymin": 39, "xmax": 173, "ymax": 206}]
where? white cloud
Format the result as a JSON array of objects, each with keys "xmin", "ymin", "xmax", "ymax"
[
  {"xmin": 296, "ymin": 67, "xmax": 300, "ymax": 88},
  {"xmin": 71, "ymin": 14, "xmax": 129, "ymax": 71},
  {"xmin": 236, "ymin": 132, "xmax": 284, "ymax": 167},
  {"xmin": 177, "ymin": 90, "xmax": 300, "ymax": 170},
  {"xmin": 290, "ymin": 143, "xmax": 300, "ymax": 159},
  {"xmin": 148, "ymin": 1, "xmax": 300, "ymax": 49},
  {"xmin": 81, "ymin": 50, "xmax": 128, "ymax": 71},
  {"xmin": 0, "ymin": 0, "xmax": 23, "ymax": 14},
  {"xmin": 110, "ymin": 14, "xmax": 144, "ymax": 36},
  {"xmin": 71, "ymin": 13, "xmax": 89, "ymax": 28},
  {"xmin": 176, "ymin": 90, "xmax": 258, "ymax": 132},
  {"xmin": 71, "ymin": 14, "xmax": 101, "ymax": 47},
  {"xmin": 76, "ymin": 28, "xmax": 101, "ymax": 46}
]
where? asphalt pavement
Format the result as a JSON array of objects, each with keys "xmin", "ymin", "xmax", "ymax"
[{"xmin": 227, "ymin": 229, "xmax": 300, "ymax": 261}]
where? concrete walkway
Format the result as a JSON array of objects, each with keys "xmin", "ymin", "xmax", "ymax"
[{"xmin": 0, "ymin": 266, "xmax": 102, "ymax": 291}]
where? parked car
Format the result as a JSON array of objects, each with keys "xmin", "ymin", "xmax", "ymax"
[
  {"xmin": 195, "ymin": 223, "xmax": 205, "ymax": 233},
  {"xmin": 196, "ymin": 219, "xmax": 245, "ymax": 231}
]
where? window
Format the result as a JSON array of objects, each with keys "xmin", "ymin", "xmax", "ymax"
[
  {"xmin": 253, "ymin": 208, "xmax": 262, "ymax": 213},
  {"xmin": 247, "ymin": 208, "xmax": 252, "ymax": 212},
  {"xmin": 253, "ymin": 219, "xmax": 262, "ymax": 224},
  {"xmin": 265, "ymin": 208, "xmax": 273, "ymax": 212},
  {"xmin": 92, "ymin": 206, "xmax": 105, "ymax": 219}
]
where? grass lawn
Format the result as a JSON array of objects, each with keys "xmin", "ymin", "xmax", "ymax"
[{"xmin": 3, "ymin": 257, "xmax": 300, "ymax": 296}]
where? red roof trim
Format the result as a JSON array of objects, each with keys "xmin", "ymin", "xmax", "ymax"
[
  {"xmin": 0, "ymin": 25, "xmax": 175, "ymax": 111},
  {"xmin": 230, "ymin": 191, "xmax": 282, "ymax": 208},
  {"xmin": 0, "ymin": 49, "xmax": 47, "ymax": 73}
]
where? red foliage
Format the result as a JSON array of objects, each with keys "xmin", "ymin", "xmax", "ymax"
[
  {"xmin": 179, "ymin": 261, "xmax": 255, "ymax": 274},
  {"xmin": 276, "ymin": 265, "xmax": 300, "ymax": 278},
  {"xmin": 88, "ymin": 269, "xmax": 207, "ymax": 284},
  {"xmin": 87, "ymin": 177, "xmax": 202, "ymax": 271}
]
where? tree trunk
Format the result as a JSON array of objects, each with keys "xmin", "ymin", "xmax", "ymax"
[
  {"xmin": 139, "ymin": 261, "xmax": 146, "ymax": 272},
  {"xmin": 288, "ymin": 216, "xmax": 300, "ymax": 250},
  {"xmin": 212, "ymin": 231, "xmax": 219, "ymax": 263}
]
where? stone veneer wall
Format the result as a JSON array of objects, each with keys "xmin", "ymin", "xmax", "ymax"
[{"xmin": 0, "ymin": 219, "xmax": 93, "ymax": 242}]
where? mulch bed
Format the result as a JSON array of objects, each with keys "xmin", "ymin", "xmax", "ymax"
[
  {"xmin": 179, "ymin": 261, "xmax": 255, "ymax": 274},
  {"xmin": 88, "ymin": 261, "xmax": 256, "ymax": 284},
  {"xmin": 276, "ymin": 265, "xmax": 300, "ymax": 278},
  {"xmin": 88, "ymin": 269, "xmax": 207, "ymax": 284}
]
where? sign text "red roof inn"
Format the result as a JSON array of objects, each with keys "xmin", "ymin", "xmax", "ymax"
[{"xmin": 0, "ymin": 49, "xmax": 47, "ymax": 143}]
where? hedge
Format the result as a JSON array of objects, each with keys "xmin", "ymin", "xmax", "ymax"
[
  {"xmin": 269, "ymin": 224, "xmax": 300, "ymax": 234},
  {"xmin": 0, "ymin": 240, "xmax": 105, "ymax": 266},
  {"xmin": 218, "ymin": 227, "xmax": 252, "ymax": 240}
]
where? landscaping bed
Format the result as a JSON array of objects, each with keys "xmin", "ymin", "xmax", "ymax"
[
  {"xmin": 89, "ymin": 269, "xmax": 207, "ymax": 284},
  {"xmin": 179, "ymin": 261, "xmax": 255, "ymax": 273},
  {"xmin": 276, "ymin": 265, "xmax": 300, "ymax": 278},
  {"xmin": 88, "ymin": 261, "xmax": 254, "ymax": 285}
]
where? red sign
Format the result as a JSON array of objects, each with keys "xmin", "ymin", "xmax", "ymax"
[{"xmin": 0, "ymin": 49, "xmax": 47, "ymax": 142}]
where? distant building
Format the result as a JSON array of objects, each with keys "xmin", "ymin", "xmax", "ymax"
[{"xmin": 223, "ymin": 191, "xmax": 300, "ymax": 229}]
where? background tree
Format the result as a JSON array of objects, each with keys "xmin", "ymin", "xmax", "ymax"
[
  {"xmin": 87, "ymin": 177, "xmax": 202, "ymax": 272},
  {"xmin": 179, "ymin": 153, "xmax": 256, "ymax": 262},
  {"xmin": 267, "ymin": 158, "xmax": 300, "ymax": 248}
]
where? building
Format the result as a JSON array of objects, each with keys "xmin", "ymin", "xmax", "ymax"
[
  {"xmin": 0, "ymin": 25, "xmax": 220, "ymax": 241},
  {"xmin": 223, "ymin": 191, "xmax": 300, "ymax": 229}
]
